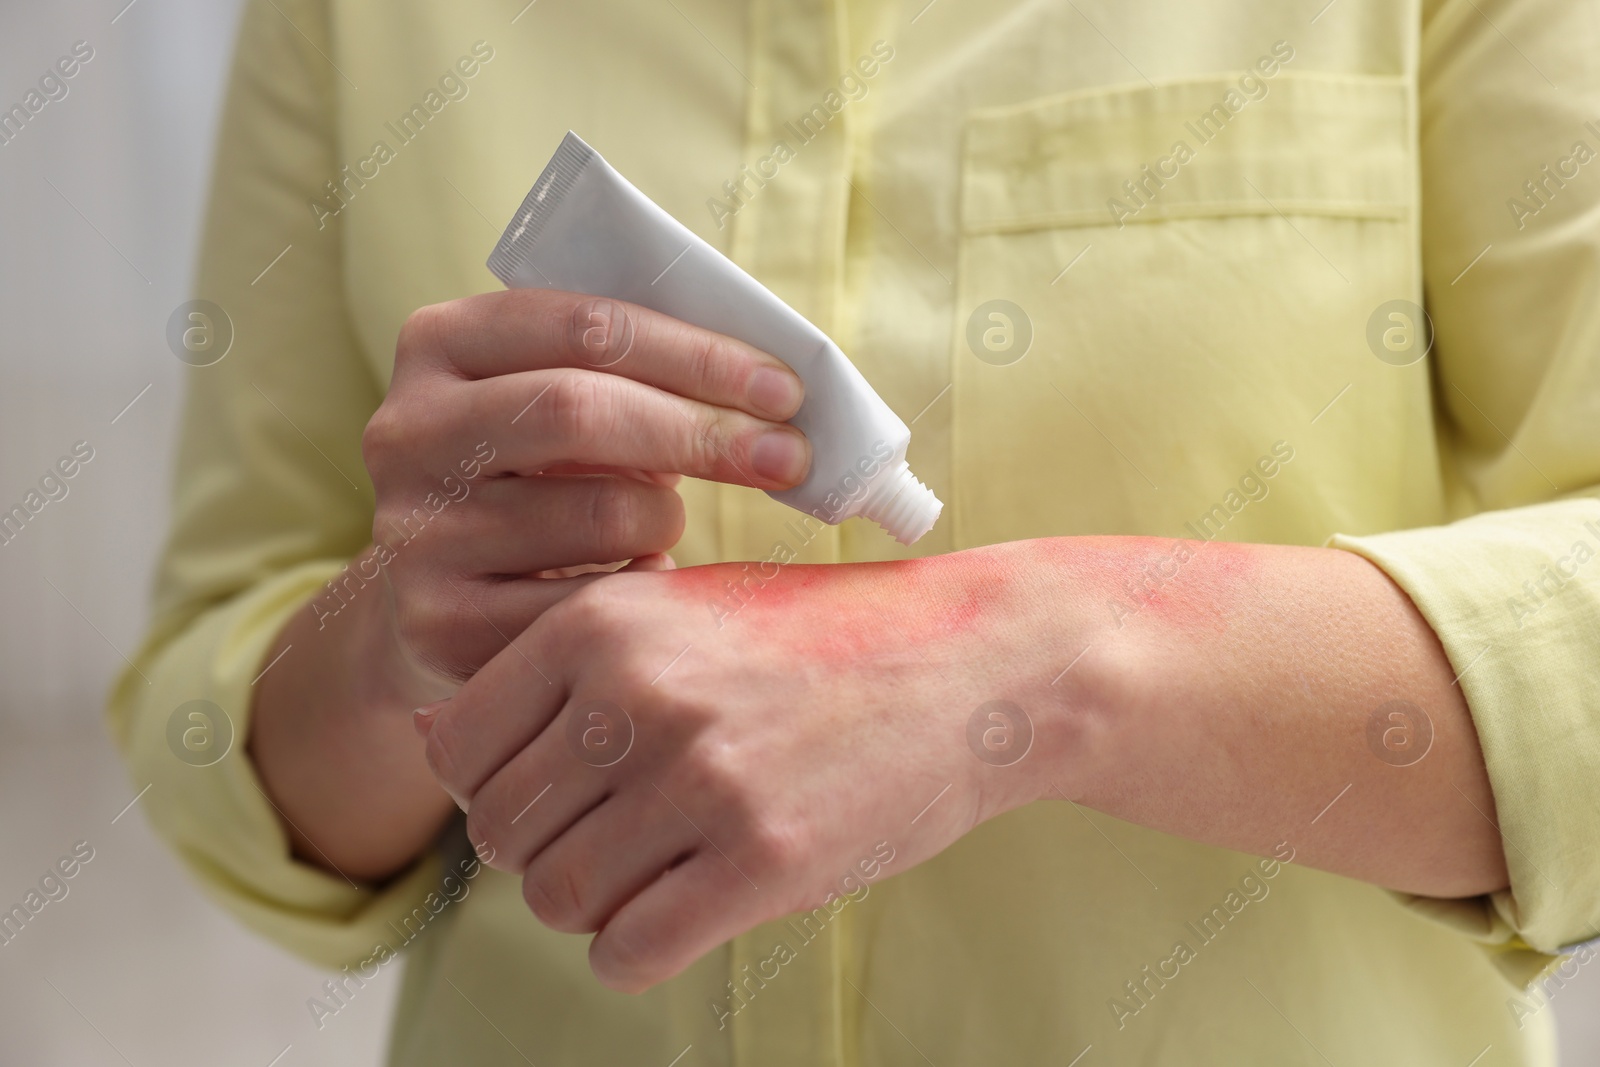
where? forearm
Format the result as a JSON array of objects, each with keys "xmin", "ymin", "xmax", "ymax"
[
  {"xmin": 1007, "ymin": 536, "xmax": 1508, "ymax": 898},
  {"xmin": 248, "ymin": 549, "xmax": 457, "ymax": 883}
]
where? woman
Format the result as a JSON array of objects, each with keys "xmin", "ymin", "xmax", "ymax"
[{"xmin": 111, "ymin": 0, "xmax": 1600, "ymax": 1062}]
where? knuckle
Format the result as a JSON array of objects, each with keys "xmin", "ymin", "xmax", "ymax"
[
  {"xmin": 594, "ymin": 923, "xmax": 656, "ymax": 988},
  {"xmin": 586, "ymin": 478, "xmax": 640, "ymax": 556},
  {"xmin": 522, "ymin": 861, "xmax": 593, "ymax": 932},
  {"xmin": 568, "ymin": 298, "xmax": 633, "ymax": 366},
  {"xmin": 688, "ymin": 735, "xmax": 743, "ymax": 791},
  {"xmin": 611, "ymin": 656, "xmax": 661, "ymax": 701},
  {"xmin": 544, "ymin": 591, "xmax": 636, "ymax": 676},
  {"xmin": 360, "ymin": 403, "xmax": 404, "ymax": 479},
  {"xmin": 552, "ymin": 581, "xmax": 618, "ymax": 637},
  {"xmin": 369, "ymin": 500, "xmax": 416, "ymax": 550},
  {"xmin": 680, "ymin": 330, "xmax": 721, "ymax": 395},
  {"xmin": 679, "ymin": 405, "xmax": 722, "ymax": 476},
  {"xmin": 694, "ymin": 334, "xmax": 748, "ymax": 402},
  {"xmin": 545, "ymin": 372, "xmax": 612, "ymax": 451},
  {"xmin": 746, "ymin": 816, "xmax": 806, "ymax": 877},
  {"xmin": 683, "ymin": 746, "xmax": 802, "ymax": 875},
  {"xmin": 521, "ymin": 869, "xmax": 562, "ymax": 925},
  {"xmin": 362, "ymin": 391, "xmax": 452, "ymax": 493},
  {"xmin": 396, "ymin": 302, "xmax": 454, "ymax": 364},
  {"xmin": 391, "ymin": 585, "xmax": 478, "ymax": 683},
  {"xmin": 463, "ymin": 805, "xmax": 502, "ymax": 868},
  {"xmin": 388, "ymin": 582, "xmax": 432, "ymax": 655}
]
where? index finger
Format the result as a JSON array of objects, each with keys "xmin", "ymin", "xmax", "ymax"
[
  {"xmin": 411, "ymin": 289, "xmax": 805, "ymax": 422},
  {"xmin": 422, "ymin": 608, "xmax": 569, "ymax": 810}
]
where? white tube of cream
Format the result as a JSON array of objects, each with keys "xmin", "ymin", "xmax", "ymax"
[{"xmin": 487, "ymin": 132, "xmax": 942, "ymax": 546}]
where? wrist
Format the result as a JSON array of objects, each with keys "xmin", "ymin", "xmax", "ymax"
[
  {"xmin": 926, "ymin": 538, "xmax": 1123, "ymax": 818},
  {"xmin": 1008, "ymin": 535, "xmax": 1256, "ymax": 812}
]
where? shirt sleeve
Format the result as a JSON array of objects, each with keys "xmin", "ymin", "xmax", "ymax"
[
  {"xmin": 1326, "ymin": 0, "xmax": 1600, "ymax": 983},
  {"xmin": 104, "ymin": 0, "xmax": 441, "ymax": 970}
]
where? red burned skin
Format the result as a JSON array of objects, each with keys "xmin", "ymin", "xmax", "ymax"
[
  {"xmin": 658, "ymin": 554, "xmax": 1007, "ymax": 660},
  {"xmin": 890, "ymin": 552, "xmax": 1012, "ymax": 639},
  {"xmin": 655, "ymin": 536, "xmax": 1261, "ymax": 655},
  {"xmin": 1022, "ymin": 535, "xmax": 1261, "ymax": 635},
  {"xmin": 1125, "ymin": 538, "xmax": 1260, "ymax": 634}
]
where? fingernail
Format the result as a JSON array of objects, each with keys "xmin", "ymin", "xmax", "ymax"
[
  {"xmin": 750, "ymin": 429, "xmax": 809, "ymax": 485},
  {"xmin": 747, "ymin": 366, "xmax": 803, "ymax": 419},
  {"xmin": 413, "ymin": 699, "xmax": 450, "ymax": 738}
]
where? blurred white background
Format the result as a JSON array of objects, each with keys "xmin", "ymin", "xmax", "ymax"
[
  {"xmin": 0, "ymin": 1, "xmax": 397, "ymax": 1063},
  {"xmin": 1, "ymin": 1, "xmax": 1598, "ymax": 1064}
]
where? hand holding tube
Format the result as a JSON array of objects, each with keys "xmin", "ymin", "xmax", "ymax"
[{"xmin": 360, "ymin": 287, "xmax": 813, "ymax": 683}]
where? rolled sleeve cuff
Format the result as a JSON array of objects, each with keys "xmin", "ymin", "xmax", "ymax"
[
  {"xmin": 107, "ymin": 561, "xmax": 442, "ymax": 971},
  {"xmin": 1328, "ymin": 497, "xmax": 1600, "ymax": 983}
]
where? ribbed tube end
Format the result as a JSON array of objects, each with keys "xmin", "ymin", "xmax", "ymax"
[{"xmin": 860, "ymin": 461, "xmax": 943, "ymax": 545}]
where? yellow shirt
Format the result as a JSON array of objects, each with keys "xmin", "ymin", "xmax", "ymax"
[{"xmin": 109, "ymin": 0, "xmax": 1600, "ymax": 1062}]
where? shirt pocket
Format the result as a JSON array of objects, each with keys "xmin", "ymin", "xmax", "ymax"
[{"xmin": 948, "ymin": 72, "xmax": 1427, "ymax": 548}]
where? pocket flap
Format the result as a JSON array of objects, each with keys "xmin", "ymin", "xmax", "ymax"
[{"xmin": 962, "ymin": 72, "xmax": 1411, "ymax": 234}]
